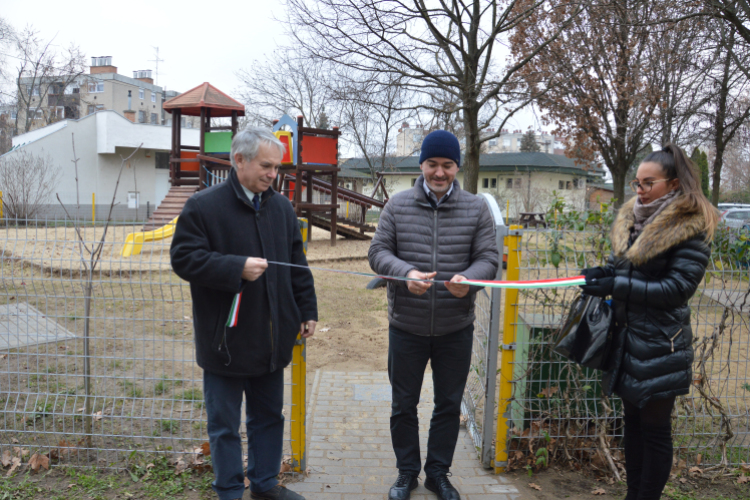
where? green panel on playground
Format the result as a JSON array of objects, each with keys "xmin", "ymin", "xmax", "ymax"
[{"xmin": 204, "ymin": 132, "xmax": 233, "ymax": 153}]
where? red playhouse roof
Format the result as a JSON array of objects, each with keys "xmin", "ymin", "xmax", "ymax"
[{"xmin": 163, "ymin": 82, "xmax": 246, "ymax": 117}]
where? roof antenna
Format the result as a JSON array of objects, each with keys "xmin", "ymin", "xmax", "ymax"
[{"xmin": 149, "ymin": 47, "xmax": 164, "ymax": 86}]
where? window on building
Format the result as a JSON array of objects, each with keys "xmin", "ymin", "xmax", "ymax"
[
  {"xmin": 491, "ymin": 178, "xmax": 497, "ymax": 188},
  {"xmin": 34, "ymin": 108, "xmax": 44, "ymax": 120},
  {"xmin": 151, "ymin": 113, "xmax": 158, "ymax": 124},
  {"xmin": 488, "ymin": 139, "xmax": 497, "ymax": 147},
  {"xmin": 559, "ymin": 180, "xmax": 565, "ymax": 190},
  {"xmin": 573, "ymin": 179, "xmax": 579, "ymax": 189},
  {"xmin": 514, "ymin": 178, "xmax": 521, "ymax": 189},
  {"xmin": 54, "ymin": 106, "xmax": 65, "ymax": 119},
  {"xmin": 88, "ymin": 82, "xmax": 104, "ymax": 93},
  {"xmin": 139, "ymin": 88, "xmax": 145, "ymax": 100},
  {"xmin": 566, "ymin": 181, "xmax": 572, "ymax": 190},
  {"xmin": 64, "ymin": 84, "xmax": 79, "ymax": 95},
  {"xmin": 10, "ymin": 110, "xmax": 17, "ymax": 120},
  {"xmin": 151, "ymin": 92, "xmax": 156, "ymax": 103},
  {"xmin": 155, "ymin": 152, "xmax": 170, "ymax": 169},
  {"xmin": 482, "ymin": 178, "xmax": 489, "ymax": 188},
  {"xmin": 87, "ymin": 104, "xmax": 105, "ymax": 115},
  {"xmin": 507, "ymin": 178, "xmax": 513, "ymax": 189},
  {"xmin": 138, "ymin": 110, "xmax": 147, "ymax": 123},
  {"xmin": 503, "ymin": 138, "xmax": 511, "ymax": 148},
  {"xmin": 27, "ymin": 85, "xmax": 40, "ymax": 96}
]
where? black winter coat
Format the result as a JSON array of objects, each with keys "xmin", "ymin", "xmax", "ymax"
[
  {"xmin": 601, "ymin": 196, "xmax": 710, "ymax": 408},
  {"xmin": 170, "ymin": 169, "xmax": 317, "ymax": 378}
]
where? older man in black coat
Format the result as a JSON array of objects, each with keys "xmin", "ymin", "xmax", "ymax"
[{"xmin": 171, "ymin": 127, "xmax": 316, "ymax": 500}]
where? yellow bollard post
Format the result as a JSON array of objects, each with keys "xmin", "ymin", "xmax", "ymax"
[
  {"xmin": 92, "ymin": 193, "xmax": 96, "ymax": 224},
  {"xmin": 495, "ymin": 224, "xmax": 522, "ymax": 474},
  {"xmin": 290, "ymin": 218, "xmax": 309, "ymax": 473}
]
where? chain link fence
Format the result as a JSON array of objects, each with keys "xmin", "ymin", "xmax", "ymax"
[
  {"xmin": 0, "ymin": 217, "xmax": 304, "ymax": 470},
  {"xmin": 501, "ymin": 213, "xmax": 750, "ymax": 473}
]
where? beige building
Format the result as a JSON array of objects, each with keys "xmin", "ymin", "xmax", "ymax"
[
  {"xmin": 343, "ymin": 152, "xmax": 604, "ymax": 220},
  {"xmin": 395, "ymin": 123, "xmax": 561, "ymax": 156},
  {"xmin": 15, "ymin": 56, "xmax": 199, "ymax": 133}
]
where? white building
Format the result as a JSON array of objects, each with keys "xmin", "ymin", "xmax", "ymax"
[
  {"xmin": 4, "ymin": 110, "xmax": 199, "ymax": 221},
  {"xmin": 343, "ymin": 152, "xmax": 604, "ymax": 220}
]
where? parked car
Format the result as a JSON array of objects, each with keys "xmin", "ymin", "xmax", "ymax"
[{"xmin": 721, "ymin": 207, "xmax": 750, "ymax": 229}]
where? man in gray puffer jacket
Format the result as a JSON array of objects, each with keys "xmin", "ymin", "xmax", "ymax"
[{"xmin": 368, "ymin": 130, "xmax": 498, "ymax": 500}]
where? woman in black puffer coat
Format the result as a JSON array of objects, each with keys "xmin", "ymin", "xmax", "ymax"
[{"xmin": 581, "ymin": 144, "xmax": 719, "ymax": 500}]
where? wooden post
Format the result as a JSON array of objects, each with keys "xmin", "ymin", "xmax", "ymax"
[
  {"xmin": 198, "ymin": 107, "xmax": 207, "ymax": 190},
  {"xmin": 231, "ymin": 111, "xmax": 238, "ymax": 137},
  {"xmin": 175, "ymin": 110, "xmax": 182, "ymax": 186},
  {"xmin": 293, "ymin": 115, "xmax": 304, "ymax": 216},
  {"xmin": 330, "ymin": 169, "xmax": 338, "ymax": 246}
]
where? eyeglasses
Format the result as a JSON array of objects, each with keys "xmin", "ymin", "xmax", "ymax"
[{"xmin": 629, "ymin": 178, "xmax": 672, "ymax": 193}]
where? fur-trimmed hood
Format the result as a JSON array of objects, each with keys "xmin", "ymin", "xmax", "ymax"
[{"xmin": 611, "ymin": 195, "xmax": 706, "ymax": 266}]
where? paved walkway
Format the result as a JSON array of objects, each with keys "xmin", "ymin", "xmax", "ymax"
[{"xmin": 286, "ymin": 371, "xmax": 522, "ymax": 500}]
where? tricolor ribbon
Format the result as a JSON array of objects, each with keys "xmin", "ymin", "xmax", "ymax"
[
  {"xmin": 224, "ymin": 261, "xmax": 585, "ymax": 327},
  {"xmin": 226, "ymin": 292, "xmax": 242, "ymax": 327}
]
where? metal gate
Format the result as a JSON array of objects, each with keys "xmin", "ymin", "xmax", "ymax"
[{"xmin": 461, "ymin": 194, "xmax": 505, "ymax": 468}]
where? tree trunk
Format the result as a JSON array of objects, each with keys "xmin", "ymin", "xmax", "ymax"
[
  {"xmin": 611, "ymin": 165, "xmax": 628, "ymax": 207},
  {"xmin": 462, "ymin": 103, "xmax": 481, "ymax": 194},
  {"xmin": 711, "ymin": 153, "xmax": 723, "ymax": 206}
]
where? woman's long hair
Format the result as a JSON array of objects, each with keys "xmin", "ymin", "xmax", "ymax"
[{"xmin": 641, "ymin": 143, "xmax": 719, "ymax": 240}]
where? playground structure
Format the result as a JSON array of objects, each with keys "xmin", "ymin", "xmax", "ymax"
[{"xmin": 136, "ymin": 82, "xmax": 386, "ymax": 247}]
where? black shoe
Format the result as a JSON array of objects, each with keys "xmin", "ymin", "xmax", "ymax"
[
  {"xmin": 388, "ymin": 472, "xmax": 419, "ymax": 500},
  {"xmin": 424, "ymin": 473, "xmax": 460, "ymax": 500},
  {"xmin": 250, "ymin": 484, "xmax": 305, "ymax": 500}
]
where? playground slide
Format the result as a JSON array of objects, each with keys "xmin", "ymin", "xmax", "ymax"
[{"xmin": 121, "ymin": 217, "xmax": 179, "ymax": 257}]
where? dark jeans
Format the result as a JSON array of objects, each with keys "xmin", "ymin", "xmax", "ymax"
[
  {"xmin": 203, "ymin": 368, "xmax": 284, "ymax": 500},
  {"xmin": 623, "ymin": 396, "xmax": 675, "ymax": 500},
  {"xmin": 388, "ymin": 324, "xmax": 474, "ymax": 478}
]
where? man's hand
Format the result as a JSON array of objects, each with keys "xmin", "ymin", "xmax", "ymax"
[
  {"xmin": 406, "ymin": 270, "xmax": 436, "ymax": 296},
  {"xmin": 301, "ymin": 320, "xmax": 317, "ymax": 338},
  {"xmin": 445, "ymin": 274, "xmax": 470, "ymax": 298},
  {"xmin": 242, "ymin": 257, "xmax": 268, "ymax": 281}
]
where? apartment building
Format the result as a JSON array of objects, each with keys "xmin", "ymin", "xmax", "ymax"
[{"xmin": 15, "ymin": 56, "xmax": 199, "ymax": 133}]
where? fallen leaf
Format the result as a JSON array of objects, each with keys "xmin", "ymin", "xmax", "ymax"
[
  {"xmin": 6, "ymin": 457, "xmax": 20, "ymax": 477},
  {"xmin": 13, "ymin": 447, "xmax": 29, "ymax": 458},
  {"xmin": 28, "ymin": 453, "xmax": 49, "ymax": 472},
  {"xmin": 459, "ymin": 415, "xmax": 468, "ymax": 426},
  {"xmin": 688, "ymin": 466, "xmax": 702, "ymax": 477},
  {"xmin": 280, "ymin": 462, "xmax": 292, "ymax": 473},
  {"xmin": 592, "ymin": 488, "xmax": 606, "ymax": 495},
  {"xmin": 174, "ymin": 458, "xmax": 187, "ymax": 475},
  {"xmin": 0, "ymin": 354, "xmax": 6, "ymax": 360},
  {"xmin": 0, "ymin": 451, "xmax": 10, "ymax": 467},
  {"xmin": 737, "ymin": 476, "xmax": 749, "ymax": 484},
  {"xmin": 93, "ymin": 411, "xmax": 103, "ymax": 421},
  {"xmin": 696, "ymin": 454, "xmax": 702, "ymax": 465},
  {"xmin": 67, "ymin": 484, "xmax": 76, "ymax": 489},
  {"xmin": 607, "ymin": 477, "xmax": 615, "ymax": 485},
  {"xmin": 200, "ymin": 442, "xmax": 211, "ymax": 456},
  {"xmin": 244, "ymin": 477, "xmax": 250, "ymax": 488},
  {"xmin": 538, "ymin": 386, "xmax": 559, "ymax": 398},
  {"xmin": 76, "ymin": 407, "xmax": 85, "ymax": 413},
  {"xmin": 741, "ymin": 463, "xmax": 750, "ymax": 473},
  {"xmin": 679, "ymin": 478, "xmax": 688, "ymax": 484},
  {"xmin": 10, "ymin": 439, "xmax": 17, "ymax": 445},
  {"xmin": 529, "ymin": 483, "xmax": 542, "ymax": 491}
]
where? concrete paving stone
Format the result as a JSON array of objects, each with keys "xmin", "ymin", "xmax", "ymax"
[
  {"xmin": 322, "ymin": 483, "xmax": 366, "ymax": 493},
  {"xmin": 360, "ymin": 423, "xmax": 389, "ymax": 430},
  {"xmin": 362, "ymin": 437, "xmax": 391, "ymax": 444},
  {"xmin": 361, "ymin": 451, "xmax": 393, "ymax": 459},
  {"xmin": 322, "ymin": 465, "xmax": 365, "ymax": 476},
  {"xmin": 342, "ymin": 475, "xmax": 383, "ymax": 484},
  {"xmin": 294, "ymin": 493, "xmax": 341, "ymax": 500},
  {"xmin": 460, "ymin": 476, "xmax": 500, "ymax": 485},
  {"xmin": 363, "ymin": 483, "xmax": 391, "ymax": 494},
  {"xmin": 454, "ymin": 484, "xmax": 489, "ymax": 494},
  {"xmin": 310, "ymin": 436, "xmax": 329, "ymax": 442},
  {"xmin": 311, "ymin": 442, "xmax": 341, "ymax": 450},
  {"xmin": 284, "ymin": 482, "xmax": 323, "ymax": 492},
  {"xmin": 303, "ymin": 474, "xmax": 343, "ymax": 483},
  {"xmin": 328, "ymin": 435, "xmax": 362, "ymax": 443},
  {"xmin": 340, "ymin": 443, "xmax": 379, "ymax": 451},
  {"xmin": 308, "ymin": 450, "xmax": 325, "ymax": 458},
  {"xmin": 486, "ymin": 484, "xmax": 521, "ymax": 494},
  {"xmin": 342, "ymin": 458, "xmax": 381, "ymax": 467},
  {"xmin": 325, "ymin": 450, "xmax": 362, "ymax": 459}
]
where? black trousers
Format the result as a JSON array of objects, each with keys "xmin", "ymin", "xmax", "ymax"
[
  {"xmin": 623, "ymin": 396, "xmax": 675, "ymax": 500},
  {"xmin": 388, "ymin": 324, "xmax": 473, "ymax": 478}
]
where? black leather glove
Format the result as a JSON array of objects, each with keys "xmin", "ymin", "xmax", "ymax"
[
  {"xmin": 579, "ymin": 277, "xmax": 614, "ymax": 297},
  {"xmin": 581, "ymin": 266, "xmax": 613, "ymax": 282}
]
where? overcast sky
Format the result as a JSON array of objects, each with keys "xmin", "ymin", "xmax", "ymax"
[{"xmin": 4, "ymin": 0, "xmax": 542, "ymax": 137}]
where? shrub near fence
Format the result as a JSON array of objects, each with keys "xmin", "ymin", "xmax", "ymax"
[
  {"xmin": 502, "ymin": 198, "xmax": 750, "ymax": 476},
  {"xmin": 0, "ymin": 218, "xmax": 303, "ymax": 470}
]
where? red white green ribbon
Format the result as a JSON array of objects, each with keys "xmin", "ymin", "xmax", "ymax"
[
  {"xmin": 460, "ymin": 275, "xmax": 586, "ymax": 289},
  {"xmin": 226, "ymin": 292, "xmax": 242, "ymax": 327}
]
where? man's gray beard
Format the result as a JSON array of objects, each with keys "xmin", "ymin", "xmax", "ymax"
[{"xmin": 426, "ymin": 180, "xmax": 450, "ymax": 194}]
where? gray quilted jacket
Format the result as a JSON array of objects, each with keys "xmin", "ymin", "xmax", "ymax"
[{"xmin": 368, "ymin": 176, "xmax": 499, "ymax": 336}]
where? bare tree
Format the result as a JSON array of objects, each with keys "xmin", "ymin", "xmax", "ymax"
[
  {"xmin": 235, "ymin": 48, "xmax": 334, "ymax": 128},
  {"xmin": 284, "ymin": 0, "xmax": 584, "ymax": 194},
  {"xmin": 11, "ymin": 26, "xmax": 86, "ymax": 134},
  {"xmin": 512, "ymin": 0, "xmax": 685, "ymax": 205},
  {"xmin": 700, "ymin": 22, "xmax": 750, "ymax": 205},
  {"xmin": 0, "ymin": 149, "xmax": 60, "ymax": 220}
]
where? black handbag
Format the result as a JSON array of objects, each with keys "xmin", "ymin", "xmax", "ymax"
[{"xmin": 553, "ymin": 294, "xmax": 613, "ymax": 370}]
